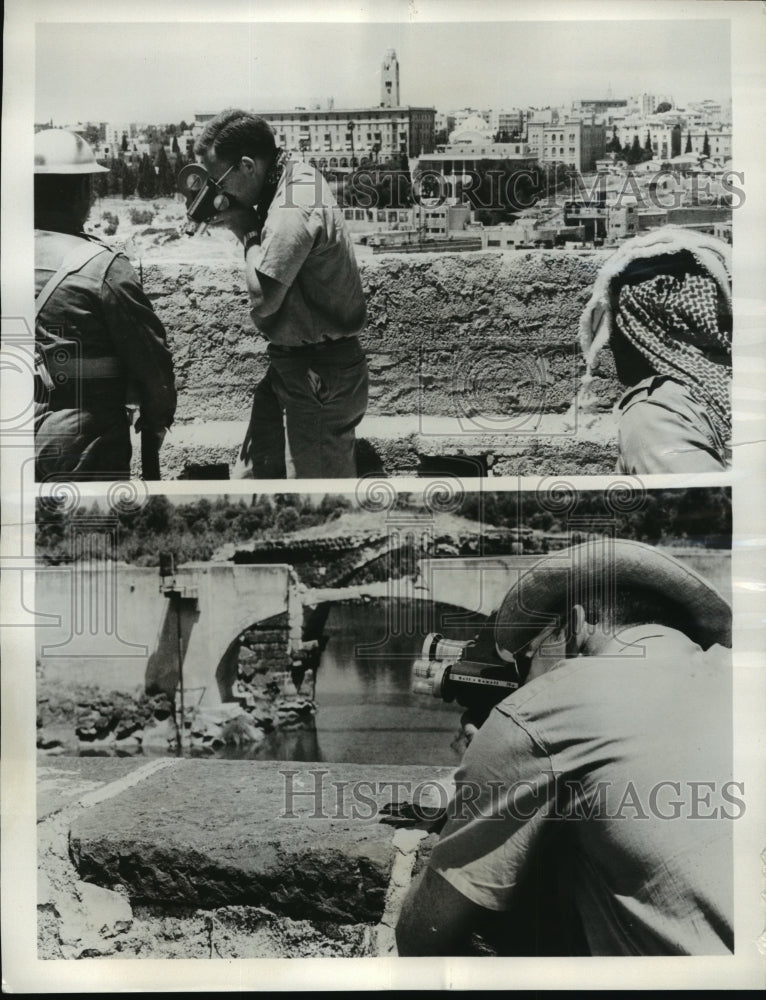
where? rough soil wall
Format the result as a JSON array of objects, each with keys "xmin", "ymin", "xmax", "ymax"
[
  {"xmin": 144, "ymin": 249, "xmax": 616, "ymax": 425},
  {"xmin": 361, "ymin": 250, "xmax": 613, "ymax": 419}
]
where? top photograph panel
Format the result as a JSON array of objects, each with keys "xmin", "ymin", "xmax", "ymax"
[{"xmin": 33, "ymin": 19, "xmax": 733, "ymax": 482}]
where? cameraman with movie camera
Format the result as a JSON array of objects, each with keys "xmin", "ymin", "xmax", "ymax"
[
  {"xmin": 397, "ymin": 540, "xmax": 735, "ymax": 956},
  {"xmin": 189, "ymin": 110, "xmax": 368, "ymax": 480}
]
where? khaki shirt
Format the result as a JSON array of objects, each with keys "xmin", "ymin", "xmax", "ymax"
[
  {"xmin": 429, "ymin": 627, "xmax": 734, "ymax": 955},
  {"xmin": 35, "ymin": 229, "xmax": 176, "ymax": 431},
  {"xmin": 245, "ymin": 160, "xmax": 366, "ymax": 347},
  {"xmin": 616, "ymin": 376, "xmax": 730, "ymax": 474}
]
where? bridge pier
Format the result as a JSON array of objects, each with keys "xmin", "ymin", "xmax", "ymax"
[{"xmin": 36, "ymin": 550, "xmax": 730, "ymax": 756}]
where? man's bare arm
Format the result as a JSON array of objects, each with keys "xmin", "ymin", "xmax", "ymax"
[{"xmin": 395, "ymin": 866, "xmax": 492, "ymax": 956}]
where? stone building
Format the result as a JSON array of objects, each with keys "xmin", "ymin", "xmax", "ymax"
[
  {"xmin": 380, "ymin": 48, "xmax": 400, "ymax": 107},
  {"xmin": 525, "ymin": 117, "xmax": 606, "ymax": 171},
  {"xmin": 192, "ymin": 106, "xmax": 434, "ymax": 166},
  {"xmin": 571, "ymin": 98, "xmax": 629, "ymax": 118},
  {"xmin": 611, "ymin": 115, "xmax": 730, "ymax": 165},
  {"xmin": 682, "ymin": 127, "xmax": 732, "ymax": 161},
  {"xmin": 612, "ymin": 117, "xmax": 684, "ymax": 162},
  {"xmin": 193, "ymin": 49, "xmax": 434, "ymax": 165},
  {"xmin": 414, "ymin": 149, "xmax": 539, "ymax": 205}
]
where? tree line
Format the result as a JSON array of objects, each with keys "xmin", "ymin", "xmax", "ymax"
[
  {"xmin": 35, "ymin": 494, "xmax": 355, "ymax": 566},
  {"xmin": 459, "ymin": 487, "xmax": 730, "ymax": 548},
  {"xmin": 35, "ymin": 488, "xmax": 730, "ymax": 567},
  {"xmin": 92, "ymin": 142, "xmax": 189, "ymax": 200}
]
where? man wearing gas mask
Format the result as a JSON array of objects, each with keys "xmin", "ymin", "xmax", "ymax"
[
  {"xmin": 192, "ymin": 110, "xmax": 368, "ymax": 479},
  {"xmin": 34, "ymin": 129, "xmax": 176, "ymax": 481},
  {"xmin": 397, "ymin": 540, "xmax": 735, "ymax": 956}
]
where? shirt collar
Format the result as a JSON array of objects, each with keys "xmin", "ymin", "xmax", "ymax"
[
  {"xmin": 618, "ymin": 375, "xmax": 676, "ymax": 412},
  {"xmin": 594, "ymin": 623, "xmax": 700, "ymax": 658}
]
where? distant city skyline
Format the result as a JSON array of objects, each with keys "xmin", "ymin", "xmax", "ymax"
[{"xmin": 35, "ymin": 19, "xmax": 731, "ymax": 126}]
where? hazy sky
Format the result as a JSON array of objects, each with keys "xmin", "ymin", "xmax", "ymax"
[{"xmin": 35, "ymin": 19, "xmax": 731, "ymax": 125}]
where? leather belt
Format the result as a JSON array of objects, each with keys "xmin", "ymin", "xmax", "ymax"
[
  {"xmin": 46, "ymin": 356, "xmax": 123, "ymax": 379},
  {"xmin": 268, "ymin": 335, "xmax": 358, "ymax": 355}
]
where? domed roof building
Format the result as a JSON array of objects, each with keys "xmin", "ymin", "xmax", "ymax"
[{"xmin": 448, "ymin": 114, "xmax": 495, "ymax": 145}]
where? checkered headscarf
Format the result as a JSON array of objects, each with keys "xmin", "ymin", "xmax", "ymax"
[
  {"xmin": 616, "ymin": 270, "xmax": 731, "ymax": 440},
  {"xmin": 579, "ymin": 227, "xmax": 732, "ymax": 442}
]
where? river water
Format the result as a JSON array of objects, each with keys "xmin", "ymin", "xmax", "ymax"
[
  {"xmin": 231, "ymin": 548, "xmax": 732, "ymax": 767},
  {"xmin": 251, "ymin": 601, "xmax": 482, "ymax": 767}
]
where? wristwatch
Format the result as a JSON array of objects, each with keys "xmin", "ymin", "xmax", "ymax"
[{"xmin": 243, "ymin": 230, "xmax": 260, "ymax": 255}]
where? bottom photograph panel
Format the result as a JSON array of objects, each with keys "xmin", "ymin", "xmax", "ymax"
[{"xmin": 35, "ymin": 485, "xmax": 734, "ymax": 959}]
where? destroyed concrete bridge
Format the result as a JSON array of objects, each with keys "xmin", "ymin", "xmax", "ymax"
[
  {"xmin": 35, "ymin": 552, "xmax": 535, "ymax": 705},
  {"xmin": 36, "ymin": 541, "xmax": 730, "ymax": 708}
]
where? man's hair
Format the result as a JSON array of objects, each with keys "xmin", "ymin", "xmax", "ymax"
[
  {"xmin": 575, "ymin": 585, "xmax": 691, "ymax": 636},
  {"xmin": 514, "ymin": 585, "xmax": 692, "ymax": 679},
  {"xmin": 194, "ymin": 109, "xmax": 277, "ymax": 165},
  {"xmin": 34, "ymin": 174, "xmax": 91, "ymax": 223}
]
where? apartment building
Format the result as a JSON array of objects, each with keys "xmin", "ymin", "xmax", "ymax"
[{"xmin": 526, "ymin": 118, "xmax": 606, "ymax": 171}]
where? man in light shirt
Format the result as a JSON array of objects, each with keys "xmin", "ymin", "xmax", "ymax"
[
  {"xmin": 397, "ymin": 540, "xmax": 734, "ymax": 956},
  {"xmin": 195, "ymin": 110, "xmax": 368, "ymax": 479}
]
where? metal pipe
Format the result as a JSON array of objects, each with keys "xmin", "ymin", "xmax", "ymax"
[{"xmin": 176, "ymin": 594, "xmax": 185, "ymax": 755}]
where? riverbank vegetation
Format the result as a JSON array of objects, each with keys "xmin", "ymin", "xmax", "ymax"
[{"xmin": 35, "ymin": 488, "xmax": 730, "ymax": 566}]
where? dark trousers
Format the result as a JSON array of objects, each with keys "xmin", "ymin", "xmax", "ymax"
[
  {"xmin": 35, "ymin": 406, "xmax": 132, "ymax": 481},
  {"xmin": 233, "ymin": 337, "xmax": 369, "ymax": 479}
]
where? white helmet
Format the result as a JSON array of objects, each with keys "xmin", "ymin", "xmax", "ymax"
[{"xmin": 34, "ymin": 128, "xmax": 109, "ymax": 174}]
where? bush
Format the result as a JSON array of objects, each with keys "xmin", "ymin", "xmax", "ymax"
[
  {"xmin": 101, "ymin": 210, "xmax": 119, "ymax": 236},
  {"xmin": 129, "ymin": 207, "xmax": 155, "ymax": 225}
]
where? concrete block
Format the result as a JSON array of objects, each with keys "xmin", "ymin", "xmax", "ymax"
[
  {"xmin": 142, "ymin": 250, "xmax": 616, "ymax": 427},
  {"xmin": 55, "ymin": 881, "xmax": 133, "ymax": 958},
  {"xmin": 68, "ymin": 761, "xmax": 451, "ymax": 925}
]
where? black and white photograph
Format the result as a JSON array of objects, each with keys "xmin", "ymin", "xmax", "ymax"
[
  {"xmin": 2, "ymin": 0, "xmax": 765, "ymax": 993},
  {"xmin": 29, "ymin": 13, "xmax": 737, "ymax": 482},
  {"xmin": 33, "ymin": 484, "xmax": 734, "ymax": 960}
]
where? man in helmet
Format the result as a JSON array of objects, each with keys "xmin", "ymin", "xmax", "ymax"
[
  {"xmin": 34, "ymin": 128, "xmax": 176, "ymax": 480},
  {"xmin": 396, "ymin": 540, "xmax": 735, "ymax": 956}
]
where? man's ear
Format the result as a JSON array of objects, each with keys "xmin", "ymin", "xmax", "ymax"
[
  {"xmin": 76, "ymin": 177, "xmax": 93, "ymax": 226},
  {"xmin": 239, "ymin": 156, "xmax": 257, "ymax": 176},
  {"xmin": 568, "ymin": 604, "xmax": 592, "ymax": 655}
]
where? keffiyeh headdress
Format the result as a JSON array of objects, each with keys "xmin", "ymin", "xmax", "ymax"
[{"xmin": 579, "ymin": 226, "xmax": 732, "ymax": 441}]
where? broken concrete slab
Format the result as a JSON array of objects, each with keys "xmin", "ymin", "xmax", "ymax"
[
  {"xmin": 37, "ymin": 758, "xmax": 150, "ymax": 821},
  {"xmin": 68, "ymin": 760, "xmax": 455, "ymax": 925},
  {"xmin": 55, "ymin": 881, "xmax": 134, "ymax": 959}
]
